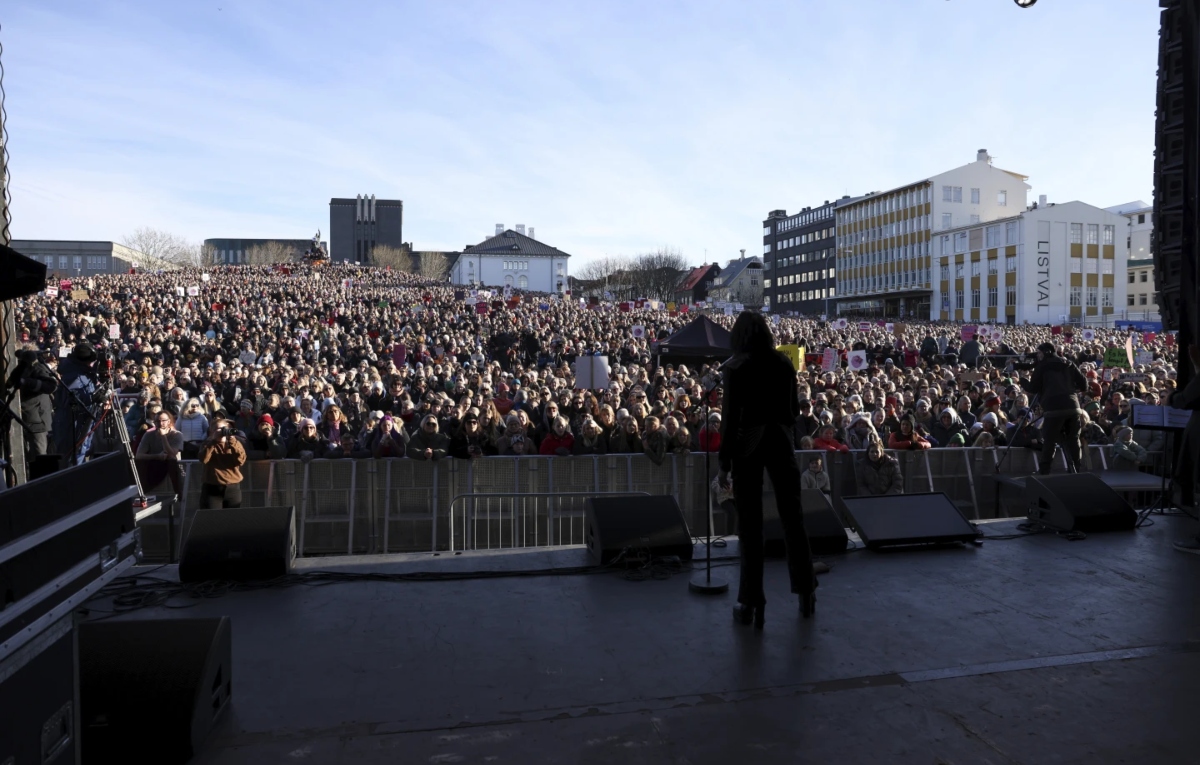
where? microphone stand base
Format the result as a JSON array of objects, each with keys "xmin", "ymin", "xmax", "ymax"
[{"xmin": 688, "ymin": 571, "xmax": 729, "ymax": 595}]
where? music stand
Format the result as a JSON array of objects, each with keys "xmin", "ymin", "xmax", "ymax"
[{"xmin": 1129, "ymin": 405, "xmax": 1191, "ymax": 527}]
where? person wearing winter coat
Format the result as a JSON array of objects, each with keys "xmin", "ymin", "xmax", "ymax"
[
  {"xmin": 407, "ymin": 414, "xmax": 450, "ymax": 461},
  {"xmin": 858, "ymin": 439, "xmax": 903, "ymax": 495},
  {"xmin": 928, "ymin": 408, "xmax": 966, "ymax": 449},
  {"xmin": 1112, "ymin": 426, "xmax": 1149, "ymax": 471},
  {"xmin": 641, "ymin": 416, "xmax": 668, "ymax": 466},
  {"xmin": 539, "ymin": 415, "xmax": 576, "ymax": 456},
  {"xmin": 813, "ymin": 424, "xmax": 850, "ymax": 453},
  {"xmin": 287, "ymin": 418, "xmax": 329, "ymax": 461},
  {"xmin": 845, "ymin": 413, "xmax": 878, "ymax": 451},
  {"xmin": 800, "ymin": 454, "xmax": 831, "ymax": 493},
  {"xmin": 887, "ymin": 417, "xmax": 930, "ymax": 450},
  {"xmin": 449, "ymin": 410, "xmax": 499, "ymax": 459},
  {"xmin": 572, "ymin": 418, "xmax": 609, "ymax": 455},
  {"xmin": 245, "ymin": 415, "xmax": 288, "ymax": 460}
]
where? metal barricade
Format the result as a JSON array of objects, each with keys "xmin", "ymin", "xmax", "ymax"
[{"xmin": 449, "ymin": 491, "xmax": 651, "ymax": 551}]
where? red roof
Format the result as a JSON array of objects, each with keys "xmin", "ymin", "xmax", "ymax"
[{"xmin": 677, "ymin": 264, "xmax": 716, "ymax": 292}]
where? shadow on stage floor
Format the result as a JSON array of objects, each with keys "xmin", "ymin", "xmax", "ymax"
[{"xmin": 90, "ymin": 516, "xmax": 1200, "ymax": 764}]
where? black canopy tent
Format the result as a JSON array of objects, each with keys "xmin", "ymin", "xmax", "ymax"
[{"xmin": 655, "ymin": 315, "xmax": 732, "ymax": 366}]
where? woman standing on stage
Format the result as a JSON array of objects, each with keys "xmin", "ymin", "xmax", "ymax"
[{"xmin": 718, "ymin": 311, "xmax": 817, "ymax": 629}]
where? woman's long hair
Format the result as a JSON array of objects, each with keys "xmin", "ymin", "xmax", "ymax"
[{"xmin": 730, "ymin": 311, "xmax": 774, "ymax": 356}]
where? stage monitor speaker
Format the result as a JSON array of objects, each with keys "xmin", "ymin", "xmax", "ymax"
[
  {"xmin": 0, "ymin": 242, "xmax": 49, "ymax": 301},
  {"xmin": 1023, "ymin": 474, "xmax": 1137, "ymax": 533},
  {"xmin": 585, "ymin": 495, "xmax": 693, "ymax": 565},
  {"xmin": 0, "ymin": 616, "xmax": 78, "ymax": 765},
  {"xmin": 764, "ymin": 489, "xmax": 849, "ymax": 557},
  {"xmin": 841, "ymin": 492, "xmax": 980, "ymax": 549},
  {"xmin": 79, "ymin": 617, "xmax": 232, "ymax": 765},
  {"xmin": 179, "ymin": 506, "xmax": 296, "ymax": 582}
]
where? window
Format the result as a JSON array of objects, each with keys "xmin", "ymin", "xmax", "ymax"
[
  {"xmin": 1138, "ymin": 294, "xmax": 1147, "ymax": 306},
  {"xmin": 1006, "ymin": 255, "xmax": 1017, "ymax": 272},
  {"xmin": 941, "ymin": 213, "xmax": 952, "ymax": 231},
  {"xmin": 58, "ymin": 256, "xmax": 68, "ymax": 270},
  {"xmin": 1129, "ymin": 272, "xmax": 1136, "ymax": 284},
  {"xmin": 1070, "ymin": 223, "xmax": 1083, "ymax": 244},
  {"xmin": 943, "ymin": 185, "xmax": 953, "ymax": 202},
  {"xmin": 954, "ymin": 232, "xmax": 967, "ymax": 253},
  {"xmin": 941, "ymin": 296, "xmax": 951, "ymax": 312},
  {"xmin": 953, "ymin": 186, "xmax": 963, "ymax": 203},
  {"xmin": 997, "ymin": 190, "xmax": 1007, "ymax": 206},
  {"xmin": 1086, "ymin": 287, "xmax": 1098, "ymax": 308},
  {"xmin": 1070, "ymin": 287, "xmax": 1082, "ymax": 307},
  {"xmin": 971, "ymin": 289, "xmax": 980, "ymax": 309},
  {"xmin": 940, "ymin": 263, "xmax": 949, "ymax": 280},
  {"xmin": 1103, "ymin": 225, "xmax": 1114, "ymax": 245},
  {"xmin": 1006, "ymin": 286, "xmax": 1016, "ymax": 306},
  {"xmin": 1140, "ymin": 271, "xmax": 1148, "ymax": 283},
  {"xmin": 971, "ymin": 261, "xmax": 980, "ymax": 277},
  {"xmin": 763, "ymin": 278, "xmax": 771, "ymax": 288},
  {"xmin": 955, "ymin": 264, "xmax": 963, "ymax": 279},
  {"xmin": 1086, "ymin": 224, "xmax": 1099, "ymax": 245},
  {"xmin": 518, "ymin": 275, "xmax": 529, "ymax": 289},
  {"xmin": 71, "ymin": 256, "xmax": 81, "ymax": 271},
  {"xmin": 985, "ymin": 225, "xmax": 1000, "ymax": 248},
  {"xmin": 1102, "ymin": 260, "xmax": 1112, "ymax": 275},
  {"xmin": 1128, "ymin": 294, "xmax": 1136, "ymax": 306},
  {"xmin": 763, "ymin": 226, "xmax": 772, "ymax": 236},
  {"xmin": 1102, "ymin": 288, "xmax": 1113, "ymax": 308},
  {"xmin": 1071, "ymin": 258, "xmax": 1082, "ymax": 273},
  {"xmin": 971, "ymin": 188, "xmax": 980, "ymax": 204},
  {"xmin": 940, "ymin": 235, "xmax": 951, "ymax": 255},
  {"xmin": 1138, "ymin": 213, "xmax": 1146, "ymax": 224},
  {"xmin": 988, "ymin": 259, "xmax": 997, "ymax": 275},
  {"xmin": 988, "ymin": 287, "xmax": 997, "ymax": 307},
  {"xmin": 956, "ymin": 290, "xmax": 964, "ymax": 310},
  {"xmin": 969, "ymin": 215, "xmax": 980, "ymax": 224},
  {"xmin": 763, "ymin": 244, "xmax": 772, "ymax": 254}
]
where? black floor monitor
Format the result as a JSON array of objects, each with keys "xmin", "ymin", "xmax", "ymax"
[{"xmin": 841, "ymin": 492, "xmax": 980, "ymax": 549}]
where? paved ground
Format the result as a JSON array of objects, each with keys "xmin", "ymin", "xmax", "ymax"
[{"xmin": 95, "ymin": 515, "xmax": 1200, "ymax": 764}]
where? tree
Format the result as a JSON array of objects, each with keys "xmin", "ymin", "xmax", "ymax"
[
  {"xmin": 245, "ymin": 241, "xmax": 300, "ymax": 265},
  {"xmin": 370, "ymin": 244, "xmax": 413, "ymax": 271},
  {"xmin": 627, "ymin": 247, "xmax": 689, "ymax": 302},
  {"xmin": 573, "ymin": 255, "xmax": 632, "ymax": 299},
  {"xmin": 121, "ymin": 227, "xmax": 198, "ymax": 266},
  {"xmin": 416, "ymin": 251, "xmax": 450, "ymax": 281},
  {"xmin": 199, "ymin": 243, "xmax": 220, "ymax": 267}
]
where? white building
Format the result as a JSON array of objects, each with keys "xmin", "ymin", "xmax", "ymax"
[
  {"xmin": 451, "ymin": 225, "xmax": 570, "ymax": 294},
  {"xmin": 833, "ymin": 149, "xmax": 1031, "ymax": 318},
  {"xmin": 933, "ymin": 200, "xmax": 1128, "ymax": 326},
  {"xmin": 1105, "ymin": 201, "xmax": 1159, "ymax": 320}
]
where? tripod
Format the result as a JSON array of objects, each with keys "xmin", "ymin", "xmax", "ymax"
[{"xmin": 82, "ymin": 387, "xmax": 146, "ymax": 501}]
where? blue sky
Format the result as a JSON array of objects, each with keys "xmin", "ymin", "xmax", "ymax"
[{"xmin": 3, "ymin": 1, "xmax": 1160, "ymax": 266}]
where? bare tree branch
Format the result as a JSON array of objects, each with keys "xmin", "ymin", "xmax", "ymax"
[
  {"xmin": 416, "ymin": 251, "xmax": 450, "ymax": 281},
  {"xmin": 245, "ymin": 241, "xmax": 300, "ymax": 265},
  {"xmin": 370, "ymin": 244, "xmax": 413, "ymax": 271},
  {"xmin": 121, "ymin": 227, "xmax": 198, "ymax": 266}
]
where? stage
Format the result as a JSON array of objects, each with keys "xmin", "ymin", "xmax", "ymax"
[{"xmin": 89, "ymin": 516, "xmax": 1200, "ymax": 764}]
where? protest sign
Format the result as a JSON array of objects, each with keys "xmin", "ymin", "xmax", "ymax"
[
  {"xmin": 70, "ymin": 290, "xmax": 89, "ymax": 301},
  {"xmin": 885, "ymin": 323, "xmax": 894, "ymax": 334},
  {"xmin": 574, "ymin": 356, "xmax": 611, "ymax": 390},
  {"xmin": 108, "ymin": 324, "xmax": 120, "ymax": 339},
  {"xmin": 1135, "ymin": 350, "xmax": 1154, "ymax": 366},
  {"xmin": 724, "ymin": 307, "xmax": 734, "ymax": 316},
  {"xmin": 961, "ymin": 325, "xmax": 977, "ymax": 342},
  {"xmin": 834, "ymin": 318, "xmax": 848, "ymax": 330},
  {"xmin": 631, "ymin": 325, "xmax": 645, "ymax": 339},
  {"xmin": 821, "ymin": 348, "xmax": 838, "ymax": 372},
  {"xmin": 666, "ymin": 302, "xmax": 676, "ymax": 312},
  {"xmin": 892, "ymin": 322, "xmax": 906, "ymax": 337},
  {"xmin": 858, "ymin": 322, "xmax": 870, "ymax": 331},
  {"xmin": 201, "ymin": 273, "xmax": 211, "ymax": 282},
  {"xmin": 1103, "ymin": 346, "xmax": 1131, "ymax": 370},
  {"xmin": 847, "ymin": 350, "xmax": 868, "ymax": 371},
  {"xmin": 44, "ymin": 286, "xmax": 58, "ymax": 298},
  {"xmin": 187, "ymin": 286, "xmax": 199, "ymax": 297},
  {"xmin": 476, "ymin": 302, "xmax": 488, "ymax": 315},
  {"xmin": 1050, "ymin": 325, "xmax": 1062, "ymax": 335},
  {"xmin": 777, "ymin": 344, "xmax": 802, "ymax": 372},
  {"xmin": 1081, "ymin": 328, "xmax": 1096, "ymax": 342}
]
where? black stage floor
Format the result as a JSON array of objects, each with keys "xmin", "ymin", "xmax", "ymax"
[{"xmin": 94, "ymin": 516, "xmax": 1200, "ymax": 764}]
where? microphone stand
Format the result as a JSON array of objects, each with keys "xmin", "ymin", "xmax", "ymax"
[{"xmin": 689, "ymin": 363, "xmax": 728, "ymax": 595}]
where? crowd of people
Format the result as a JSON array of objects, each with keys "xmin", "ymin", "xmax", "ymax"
[{"xmin": 8, "ymin": 263, "xmax": 1183, "ymax": 504}]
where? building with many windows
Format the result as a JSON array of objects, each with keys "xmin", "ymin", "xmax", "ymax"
[
  {"xmin": 329, "ymin": 194, "xmax": 404, "ymax": 264},
  {"xmin": 834, "ymin": 149, "xmax": 1031, "ymax": 318},
  {"xmin": 451, "ymin": 226, "xmax": 570, "ymax": 293},
  {"xmin": 762, "ymin": 198, "xmax": 851, "ymax": 316},
  {"xmin": 11, "ymin": 240, "xmax": 157, "ymax": 276},
  {"xmin": 933, "ymin": 200, "xmax": 1128, "ymax": 325},
  {"xmin": 1105, "ymin": 201, "xmax": 1158, "ymax": 319},
  {"xmin": 707, "ymin": 256, "xmax": 764, "ymax": 307}
]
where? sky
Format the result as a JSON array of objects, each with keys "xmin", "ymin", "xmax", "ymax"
[{"xmin": 2, "ymin": 0, "xmax": 1161, "ymax": 268}]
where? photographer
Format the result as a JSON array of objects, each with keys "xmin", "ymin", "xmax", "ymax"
[
  {"xmin": 1024, "ymin": 342, "xmax": 1087, "ymax": 475},
  {"xmin": 198, "ymin": 417, "xmax": 247, "ymax": 509},
  {"xmin": 14, "ymin": 347, "xmax": 58, "ymax": 458},
  {"xmin": 52, "ymin": 342, "xmax": 99, "ymax": 463}
]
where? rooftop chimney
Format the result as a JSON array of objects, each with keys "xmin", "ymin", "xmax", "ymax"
[
  {"xmin": 495, "ymin": 224, "xmax": 504, "ymax": 236},
  {"xmin": 1039, "ymin": 194, "xmax": 1047, "ymax": 207},
  {"xmin": 515, "ymin": 224, "xmax": 525, "ymax": 235},
  {"xmin": 528, "ymin": 227, "xmax": 534, "ymax": 240},
  {"xmin": 977, "ymin": 149, "xmax": 991, "ymax": 163}
]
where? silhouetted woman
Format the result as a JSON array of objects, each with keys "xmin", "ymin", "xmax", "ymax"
[{"xmin": 718, "ymin": 311, "xmax": 817, "ymax": 629}]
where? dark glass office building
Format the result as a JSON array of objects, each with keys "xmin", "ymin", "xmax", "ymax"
[
  {"xmin": 329, "ymin": 195, "xmax": 404, "ymax": 264},
  {"xmin": 762, "ymin": 198, "xmax": 848, "ymax": 317}
]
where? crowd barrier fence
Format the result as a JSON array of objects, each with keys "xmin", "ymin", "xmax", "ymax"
[{"xmin": 139, "ymin": 444, "xmax": 1159, "ymax": 559}]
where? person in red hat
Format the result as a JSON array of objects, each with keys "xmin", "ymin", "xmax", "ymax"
[{"xmin": 246, "ymin": 414, "xmax": 286, "ymax": 460}]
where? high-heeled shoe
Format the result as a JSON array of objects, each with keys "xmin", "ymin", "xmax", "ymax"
[{"xmin": 733, "ymin": 603, "xmax": 765, "ymax": 630}]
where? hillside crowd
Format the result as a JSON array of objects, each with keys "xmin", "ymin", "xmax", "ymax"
[{"xmin": 10, "ymin": 263, "xmax": 1180, "ymax": 496}]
